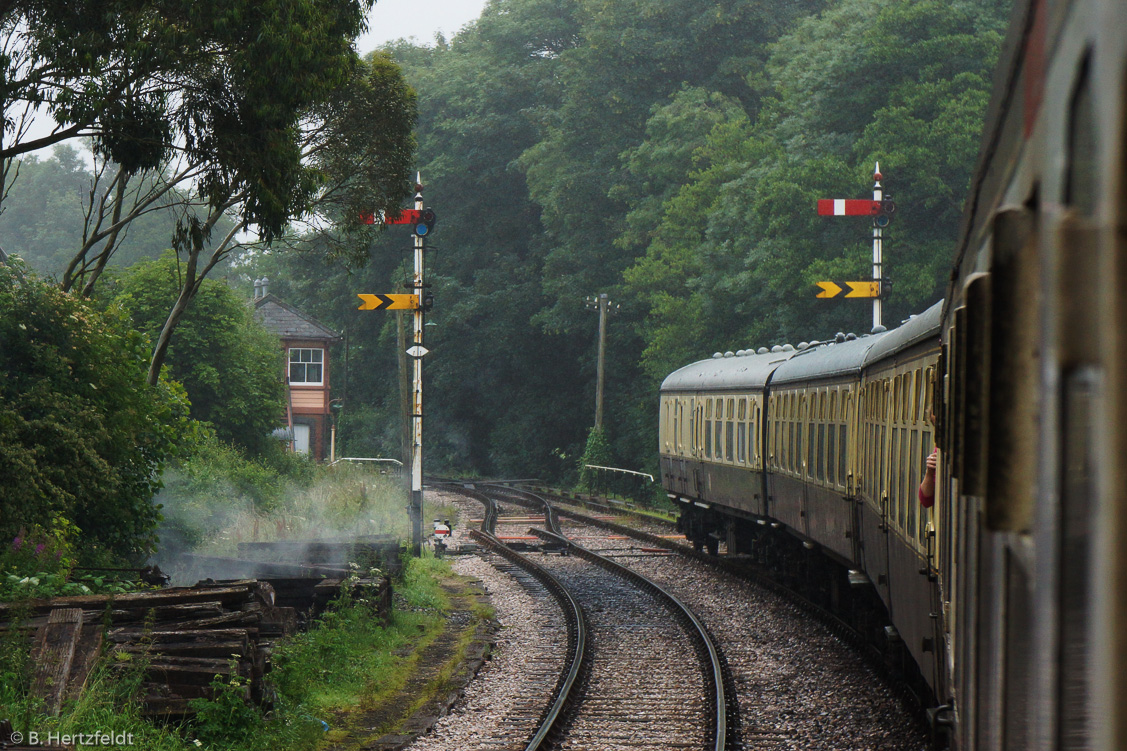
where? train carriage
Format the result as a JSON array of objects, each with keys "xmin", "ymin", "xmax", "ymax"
[{"xmin": 659, "ymin": 0, "xmax": 1127, "ymax": 747}]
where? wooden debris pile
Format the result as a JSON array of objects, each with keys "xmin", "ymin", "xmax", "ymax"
[{"xmin": 0, "ymin": 572, "xmax": 391, "ymax": 720}]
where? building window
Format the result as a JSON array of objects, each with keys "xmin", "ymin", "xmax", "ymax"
[{"xmin": 289, "ymin": 348, "xmax": 324, "ymax": 385}]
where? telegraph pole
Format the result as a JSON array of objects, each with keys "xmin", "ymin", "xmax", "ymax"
[{"xmin": 586, "ymin": 293, "xmax": 618, "ymax": 431}]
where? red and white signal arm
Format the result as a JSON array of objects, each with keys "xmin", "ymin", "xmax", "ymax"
[{"xmin": 433, "ymin": 521, "xmax": 451, "ymax": 538}]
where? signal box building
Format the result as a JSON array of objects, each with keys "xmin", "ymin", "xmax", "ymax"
[{"xmin": 252, "ymin": 278, "xmax": 341, "ymax": 460}]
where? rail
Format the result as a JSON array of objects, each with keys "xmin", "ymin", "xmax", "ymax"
[
  {"xmin": 530, "ymin": 527, "xmax": 729, "ymax": 751},
  {"xmin": 454, "ymin": 485, "xmax": 588, "ymax": 751}
]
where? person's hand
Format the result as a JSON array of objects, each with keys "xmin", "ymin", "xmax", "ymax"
[{"xmin": 925, "ymin": 450, "xmax": 938, "ymax": 474}]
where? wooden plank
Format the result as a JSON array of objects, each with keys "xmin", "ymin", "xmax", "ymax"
[
  {"xmin": 0, "ymin": 585, "xmax": 254, "ymax": 617},
  {"xmin": 30, "ymin": 608, "xmax": 83, "ymax": 715}
]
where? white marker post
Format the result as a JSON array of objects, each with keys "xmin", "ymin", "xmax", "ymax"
[
  {"xmin": 409, "ymin": 176, "xmax": 425, "ymax": 555},
  {"xmin": 872, "ymin": 163, "xmax": 883, "ymax": 330}
]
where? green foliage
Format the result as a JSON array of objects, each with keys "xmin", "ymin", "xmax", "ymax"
[
  {"xmin": 0, "ymin": 264, "xmax": 197, "ymax": 562},
  {"xmin": 0, "ymin": 146, "xmax": 237, "ymax": 278},
  {"xmin": 189, "ymin": 661, "xmax": 262, "ymax": 745},
  {"xmin": 109, "ymin": 253, "xmax": 286, "ymax": 455},
  {"xmin": 271, "ymin": 555, "xmax": 449, "ymax": 713},
  {"xmin": 2, "ymin": 0, "xmax": 381, "ymax": 240},
  {"xmin": 257, "ymin": 0, "xmax": 1007, "ymax": 485},
  {"xmin": 577, "ymin": 427, "xmax": 614, "ymax": 491}
]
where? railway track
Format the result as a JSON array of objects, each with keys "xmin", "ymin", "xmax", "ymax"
[
  {"xmin": 474, "ymin": 483, "xmax": 928, "ymax": 750},
  {"xmin": 430, "ymin": 482, "xmax": 732, "ymax": 751}
]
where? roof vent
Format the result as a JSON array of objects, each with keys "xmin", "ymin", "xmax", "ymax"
[
  {"xmin": 872, "ymin": 324, "xmax": 887, "ymax": 334},
  {"xmin": 712, "ymin": 352, "xmax": 723, "ymax": 359},
  {"xmin": 782, "ymin": 344, "xmax": 795, "ymax": 352},
  {"xmin": 757, "ymin": 347, "xmax": 769, "ymax": 354},
  {"xmin": 771, "ymin": 345, "xmax": 783, "ymax": 353},
  {"xmin": 736, "ymin": 349, "xmax": 746, "ymax": 357},
  {"xmin": 723, "ymin": 351, "xmax": 735, "ymax": 358},
  {"xmin": 835, "ymin": 332, "xmax": 846, "ymax": 343},
  {"xmin": 846, "ymin": 333, "xmax": 858, "ymax": 341},
  {"xmin": 809, "ymin": 340, "xmax": 820, "ymax": 347},
  {"xmin": 797, "ymin": 341, "xmax": 809, "ymax": 350}
]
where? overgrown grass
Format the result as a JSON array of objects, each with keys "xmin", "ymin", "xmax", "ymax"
[{"xmin": 272, "ymin": 555, "xmax": 451, "ymax": 716}]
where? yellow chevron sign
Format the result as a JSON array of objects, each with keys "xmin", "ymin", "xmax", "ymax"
[
  {"xmin": 815, "ymin": 281, "xmax": 881, "ymax": 299},
  {"xmin": 357, "ymin": 293, "xmax": 419, "ymax": 311}
]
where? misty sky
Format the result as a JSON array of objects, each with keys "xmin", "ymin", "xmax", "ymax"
[{"xmin": 358, "ymin": 0, "xmax": 491, "ymax": 51}]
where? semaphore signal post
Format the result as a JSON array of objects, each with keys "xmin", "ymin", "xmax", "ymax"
[
  {"xmin": 816, "ymin": 163, "xmax": 895, "ymax": 330},
  {"xmin": 359, "ymin": 175, "xmax": 435, "ymax": 555}
]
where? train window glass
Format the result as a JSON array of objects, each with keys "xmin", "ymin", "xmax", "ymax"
[
  {"xmin": 919, "ymin": 429, "xmax": 932, "ymax": 543},
  {"xmin": 906, "ymin": 373, "xmax": 914, "ymax": 424},
  {"xmin": 914, "ymin": 370, "xmax": 923, "ymax": 424},
  {"xmin": 820, "ymin": 424, "xmax": 828, "ymax": 483},
  {"xmin": 1066, "ymin": 55, "xmax": 1096, "ymax": 215},
  {"xmin": 892, "ymin": 426, "xmax": 901, "ymax": 525},
  {"xmin": 726, "ymin": 420, "xmax": 734, "ymax": 462},
  {"xmin": 900, "ymin": 427, "xmax": 909, "ymax": 528},
  {"xmin": 892, "ymin": 376, "xmax": 900, "ymax": 423},
  {"xmin": 774, "ymin": 420, "xmax": 781, "ymax": 469},
  {"xmin": 715, "ymin": 419, "xmax": 723, "ymax": 462},
  {"xmin": 908, "ymin": 429, "xmax": 919, "ymax": 538},
  {"xmin": 737, "ymin": 422, "xmax": 746, "ymax": 463},
  {"xmin": 890, "ymin": 426, "xmax": 900, "ymax": 527},
  {"xmin": 788, "ymin": 422, "xmax": 796, "ymax": 473},
  {"xmin": 838, "ymin": 424, "xmax": 847, "ymax": 488},
  {"xmin": 704, "ymin": 399, "xmax": 712, "ymax": 458},
  {"xmin": 875, "ymin": 423, "xmax": 883, "ymax": 497},
  {"xmin": 807, "ymin": 422, "xmax": 815, "ymax": 478}
]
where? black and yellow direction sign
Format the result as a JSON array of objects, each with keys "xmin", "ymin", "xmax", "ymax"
[
  {"xmin": 815, "ymin": 281, "xmax": 881, "ymax": 299},
  {"xmin": 357, "ymin": 293, "xmax": 419, "ymax": 311}
]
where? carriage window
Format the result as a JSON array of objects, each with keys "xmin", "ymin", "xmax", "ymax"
[
  {"xmin": 807, "ymin": 422, "xmax": 815, "ymax": 478},
  {"xmin": 704, "ymin": 400, "xmax": 713, "ymax": 458},
  {"xmin": 817, "ymin": 424, "xmax": 826, "ymax": 482},
  {"xmin": 899, "ymin": 427, "xmax": 909, "ymax": 527},
  {"xmin": 892, "ymin": 427, "xmax": 904, "ymax": 527},
  {"xmin": 838, "ymin": 424, "xmax": 848, "ymax": 488},
  {"xmin": 908, "ymin": 429, "xmax": 919, "ymax": 538},
  {"xmin": 874, "ymin": 423, "xmax": 883, "ymax": 500},
  {"xmin": 913, "ymin": 370, "xmax": 923, "ymax": 424},
  {"xmin": 788, "ymin": 421, "xmax": 796, "ymax": 473},
  {"xmin": 737, "ymin": 422, "xmax": 746, "ymax": 463},
  {"xmin": 725, "ymin": 420, "xmax": 734, "ymax": 462},
  {"xmin": 920, "ymin": 430, "xmax": 932, "ymax": 542},
  {"xmin": 1066, "ymin": 56, "xmax": 1096, "ymax": 215}
]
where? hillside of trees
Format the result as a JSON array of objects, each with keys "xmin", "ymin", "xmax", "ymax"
[
  {"xmin": 254, "ymin": 0, "xmax": 1010, "ymax": 481},
  {"xmin": 0, "ymin": 0, "xmax": 1011, "ymax": 565}
]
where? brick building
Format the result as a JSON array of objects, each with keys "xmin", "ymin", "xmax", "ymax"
[{"xmin": 252, "ymin": 278, "xmax": 341, "ymax": 460}]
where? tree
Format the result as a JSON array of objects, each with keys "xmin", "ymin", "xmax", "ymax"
[
  {"xmin": 1, "ymin": 2, "xmax": 418, "ymax": 390},
  {"xmin": 0, "ymin": 145, "xmax": 236, "ymax": 278},
  {"xmin": 0, "ymin": 263, "xmax": 196, "ymax": 561},
  {"xmin": 109, "ymin": 253, "xmax": 286, "ymax": 456}
]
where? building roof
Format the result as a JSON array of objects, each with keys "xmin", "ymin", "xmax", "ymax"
[{"xmin": 253, "ymin": 294, "xmax": 341, "ymax": 342}]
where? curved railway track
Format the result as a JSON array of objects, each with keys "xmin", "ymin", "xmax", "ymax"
[
  {"xmin": 476, "ymin": 483, "xmax": 927, "ymax": 749},
  {"xmin": 433, "ymin": 482, "xmax": 733, "ymax": 751}
]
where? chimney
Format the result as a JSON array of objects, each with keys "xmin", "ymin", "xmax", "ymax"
[
  {"xmin": 260, "ymin": 276, "xmax": 269, "ymax": 298},
  {"xmin": 253, "ymin": 278, "xmax": 262, "ymax": 299}
]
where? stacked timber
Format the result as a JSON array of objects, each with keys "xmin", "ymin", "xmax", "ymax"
[{"xmin": 0, "ymin": 576, "xmax": 390, "ymax": 720}]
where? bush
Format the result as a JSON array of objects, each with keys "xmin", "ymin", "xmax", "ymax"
[{"xmin": 0, "ymin": 264, "xmax": 197, "ymax": 562}]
